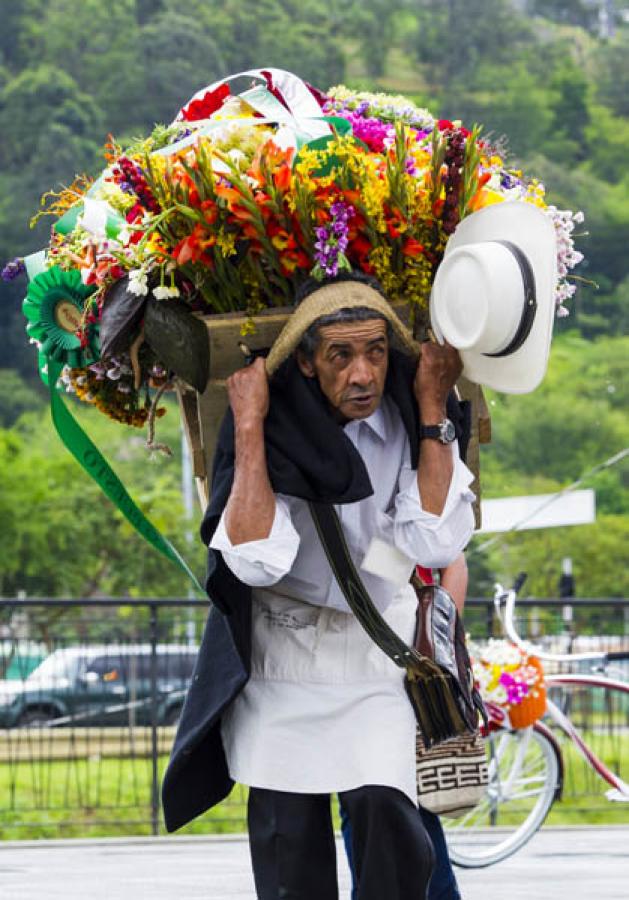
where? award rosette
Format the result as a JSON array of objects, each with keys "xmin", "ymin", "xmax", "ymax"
[{"xmin": 23, "ymin": 266, "xmax": 99, "ymax": 368}]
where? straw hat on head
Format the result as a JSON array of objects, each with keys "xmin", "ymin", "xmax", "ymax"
[
  {"xmin": 265, "ymin": 279, "xmax": 421, "ymax": 376},
  {"xmin": 429, "ymin": 201, "xmax": 558, "ymax": 394}
]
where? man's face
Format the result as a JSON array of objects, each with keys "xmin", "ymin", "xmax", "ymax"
[{"xmin": 297, "ymin": 318, "xmax": 389, "ymax": 422}]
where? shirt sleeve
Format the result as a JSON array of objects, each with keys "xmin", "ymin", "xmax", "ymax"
[
  {"xmin": 392, "ymin": 441, "xmax": 476, "ymax": 569},
  {"xmin": 209, "ymin": 496, "xmax": 301, "ymax": 587}
]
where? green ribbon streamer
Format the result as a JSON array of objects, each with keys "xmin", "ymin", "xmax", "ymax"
[{"xmin": 46, "ymin": 359, "xmax": 204, "ymax": 594}]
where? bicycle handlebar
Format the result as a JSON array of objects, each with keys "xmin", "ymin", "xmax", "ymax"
[
  {"xmin": 512, "ymin": 572, "xmax": 528, "ymax": 595},
  {"xmin": 605, "ymin": 651, "xmax": 629, "ymax": 662},
  {"xmin": 492, "ymin": 581, "xmax": 610, "ymax": 665}
]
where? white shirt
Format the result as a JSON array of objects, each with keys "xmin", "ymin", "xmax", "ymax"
[{"xmin": 210, "ymin": 396, "xmax": 475, "ymax": 801}]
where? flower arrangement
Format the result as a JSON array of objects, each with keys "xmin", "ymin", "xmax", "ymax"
[
  {"xmin": 471, "ymin": 639, "xmax": 546, "ymax": 729},
  {"xmin": 3, "ymin": 70, "xmax": 585, "ymax": 435}
]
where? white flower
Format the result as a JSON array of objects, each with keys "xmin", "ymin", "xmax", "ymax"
[
  {"xmin": 128, "ymin": 268, "xmax": 149, "ymax": 297},
  {"xmin": 152, "ymin": 284, "xmax": 180, "ymax": 300},
  {"xmin": 116, "ymin": 225, "xmax": 132, "ymax": 247}
]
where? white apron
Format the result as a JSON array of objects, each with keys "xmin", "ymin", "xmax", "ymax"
[{"xmin": 220, "ymin": 583, "xmax": 419, "ymax": 803}]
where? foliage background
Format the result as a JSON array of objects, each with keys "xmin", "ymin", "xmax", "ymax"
[{"xmin": 0, "ymin": 0, "xmax": 627, "ymax": 600}]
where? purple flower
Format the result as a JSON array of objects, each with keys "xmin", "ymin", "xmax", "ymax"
[
  {"xmin": 312, "ymin": 202, "xmax": 355, "ymax": 278},
  {"xmin": 1, "ymin": 257, "xmax": 26, "ymax": 282},
  {"xmin": 501, "ymin": 172, "xmax": 520, "ymax": 190},
  {"xmin": 404, "ymin": 157, "xmax": 418, "ymax": 176},
  {"xmin": 499, "ymin": 671, "xmax": 529, "ymax": 705}
]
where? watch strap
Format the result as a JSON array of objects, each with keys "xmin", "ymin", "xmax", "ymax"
[{"xmin": 419, "ymin": 424, "xmax": 442, "ymax": 440}]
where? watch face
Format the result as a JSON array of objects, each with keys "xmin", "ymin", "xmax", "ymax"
[{"xmin": 442, "ymin": 419, "xmax": 456, "ymax": 443}]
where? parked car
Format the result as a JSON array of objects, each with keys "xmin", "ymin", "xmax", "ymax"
[
  {"xmin": 0, "ymin": 644, "xmax": 198, "ymax": 728},
  {"xmin": 0, "ymin": 640, "xmax": 47, "ymax": 680}
]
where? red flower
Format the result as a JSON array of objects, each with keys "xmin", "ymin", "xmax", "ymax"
[
  {"xmin": 438, "ymin": 119, "xmax": 454, "ymax": 131},
  {"xmin": 172, "ymin": 224, "xmax": 215, "ymax": 266},
  {"xmin": 402, "ymin": 237, "xmax": 425, "ymax": 257},
  {"xmin": 181, "ymin": 84, "xmax": 230, "ymax": 122}
]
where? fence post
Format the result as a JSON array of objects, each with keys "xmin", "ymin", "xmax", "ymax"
[
  {"xmin": 150, "ymin": 602, "xmax": 159, "ymax": 836},
  {"xmin": 485, "ymin": 600, "xmax": 494, "ymax": 638}
]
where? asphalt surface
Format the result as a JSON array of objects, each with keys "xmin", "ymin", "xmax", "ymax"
[{"xmin": 0, "ymin": 827, "xmax": 627, "ymax": 899}]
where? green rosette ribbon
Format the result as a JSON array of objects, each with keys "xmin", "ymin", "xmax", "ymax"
[
  {"xmin": 23, "ymin": 266, "xmax": 204, "ymax": 594},
  {"xmin": 45, "ymin": 359, "xmax": 204, "ymax": 594},
  {"xmin": 23, "ymin": 266, "xmax": 99, "ymax": 368}
]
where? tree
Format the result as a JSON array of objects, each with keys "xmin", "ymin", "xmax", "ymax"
[
  {"xmin": 594, "ymin": 30, "xmax": 629, "ymax": 117},
  {"xmin": 529, "ymin": 0, "xmax": 602, "ymax": 32},
  {"xmin": 0, "ymin": 370, "xmax": 45, "ymax": 427},
  {"xmin": 133, "ymin": 11, "xmax": 226, "ymax": 131},
  {"xmin": 492, "ymin": 514, "xmax": 629, "ymax": 599},
  {"xmin": 486, "ymin": 334, "xmax": 629, "ymax": 486},
  {"xmin": 0, "ymin": 65, "xmax": 103, "ymax": 171},
  {"xmin": 32, "ymin": 0, "xmax": 141, "ymax": 135},
  {"xmin": 0, "ymin": 401, "xmax": 204, "ymax": 598},
  {"xmin": 443, "ymin": 62, "xmax": 555, "ymax": 159},
  {"xmin": 414, "ymin": 0, "xmax": 532, "ymax": 91}
]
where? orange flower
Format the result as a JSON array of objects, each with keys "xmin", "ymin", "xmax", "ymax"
[{"xmin": 273, "ymin": 162, "xmax": 292, "ymax": 193}]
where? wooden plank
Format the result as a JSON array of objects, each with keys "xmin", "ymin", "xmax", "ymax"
[{"xmin": 457, "ymin": 376, "xmax": 490, "ymax": 530}]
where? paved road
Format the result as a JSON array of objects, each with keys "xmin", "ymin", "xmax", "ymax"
[{"xmin": 0, "ymin": 827, "xmax": 627, "ymax": 899}]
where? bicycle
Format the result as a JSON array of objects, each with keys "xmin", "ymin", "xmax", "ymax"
[{"xmin": 443, "ymin": 575, "xmax": 629, "ymax": 868}]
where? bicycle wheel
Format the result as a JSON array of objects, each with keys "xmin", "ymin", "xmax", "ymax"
[{"xmin": 444, "ymin": 726, "xmax": 559, "ymax": 868}]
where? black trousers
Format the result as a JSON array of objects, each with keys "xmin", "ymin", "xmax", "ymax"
[{"xmin": 247, "ymin": 785, "xmax": 435, "ymax": 900}]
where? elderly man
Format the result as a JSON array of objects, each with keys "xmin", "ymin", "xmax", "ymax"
[{"xmin": 162, "ymin": 273, "xmax": 475, "ymax": 900}]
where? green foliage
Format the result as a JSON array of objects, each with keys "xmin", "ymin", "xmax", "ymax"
[
  {"xmin": 414, "ymin": 0, "xmax": 532, "ymax": 88},
  {"xmin": 0, "ymin": 370, "xmax": 45, "ymax": 427},
  {"xmin": 485, "ymin": 333, "xmax": 629, "ymax": 484},
  {"xmin": 594, "ymin": 30, "xmax": 629, "ymax": 117},
  {"xmin": 0, "ymin": 399, "xmax": 205, "ymax": 598},
  {"xmin": 493, "ymin": 514, "xmax": 629, "ymax": 599},
  {"xmin": 470, "ymin": 333, "xmax": 629, "ymax": 598}
]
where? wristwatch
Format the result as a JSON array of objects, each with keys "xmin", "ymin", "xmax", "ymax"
[{"xmin": 419, "ymin": 418, "xmax": 456, "ymax": 444}]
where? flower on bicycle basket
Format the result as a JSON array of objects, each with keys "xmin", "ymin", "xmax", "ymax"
[{"xmin": 471, "ymin": 639, "xmax": 544, "ymax": 710}]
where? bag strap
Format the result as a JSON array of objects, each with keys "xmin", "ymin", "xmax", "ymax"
[{"xmin": 308, "ymin": 500, "xmax": 424, "ymax": 672}]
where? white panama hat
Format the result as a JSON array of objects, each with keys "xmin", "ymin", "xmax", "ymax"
[{"xmin": 430, "ymin": 201, "xmax": 558, "ymax": 394}]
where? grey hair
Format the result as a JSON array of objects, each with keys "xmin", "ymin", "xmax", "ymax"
[{"xmin": 297, "ymin": 307, "xmax": 391, "ymax": 361}]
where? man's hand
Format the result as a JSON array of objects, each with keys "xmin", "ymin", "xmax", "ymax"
[
  {"xmin": 224, "ymin": 357, "xmax": 274, "ymax": 545},
  {"xmin": 414, "ymin": 341, "xmax": 462, "ymax": 422},
  {"xmin": 414, "ymin": 342, "xmax": 462, "ymax": 516},
  {"xmin": 227, "ymin": 357, "xmax": 269, "ymax": 426}
]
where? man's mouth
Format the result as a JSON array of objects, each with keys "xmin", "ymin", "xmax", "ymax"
[{"xmin": 346, "ymin": 394, "xmax": 375, "ymax": 406}]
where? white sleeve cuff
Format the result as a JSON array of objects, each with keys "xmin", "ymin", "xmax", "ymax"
[
  {"xmin": 393, "ymin": 443, "xmax": 476, "ymax": 568},
  {"xmin": 209, "ymin": 496, "xmax": 300, "ymax": 587}
]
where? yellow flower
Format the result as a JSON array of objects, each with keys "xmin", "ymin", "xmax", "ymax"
[{"xmin": 216, "ymin": 229, "xmax": 237, "ymax": 257}]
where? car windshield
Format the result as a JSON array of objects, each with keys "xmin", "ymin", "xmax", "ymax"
[{"xmin": 26, "ymin": 652, "xmax": 80, "ymax": 682}]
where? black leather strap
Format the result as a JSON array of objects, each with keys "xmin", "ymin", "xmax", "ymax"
[
  {"xmin": 483, "ymin": 239, "xmax": 537, "ymax": 359},
  {"xmin": 308, "ymin": 501, "xmax": 422, "ymax": 670}
]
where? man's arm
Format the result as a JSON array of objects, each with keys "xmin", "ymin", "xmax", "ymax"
[
  {"xmin": 414, "ymin": 342, "xmax": 463, "ymax": 516},
  {"xmin": 223, "ymin": 357, "xmax": 276, "ymax": 546},
  {"xmin": 440, "ymin": 553, "xmax": 468, "ymax": 615}
]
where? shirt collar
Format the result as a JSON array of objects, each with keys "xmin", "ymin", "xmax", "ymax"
[{"xmin": 344, "ymin": 402, "xmax": 388, "ymax": 443}]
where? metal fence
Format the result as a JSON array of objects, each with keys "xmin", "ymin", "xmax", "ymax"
[{"xmin": 0, "ymin": 597, "xmax": 627, "ymax": 838}]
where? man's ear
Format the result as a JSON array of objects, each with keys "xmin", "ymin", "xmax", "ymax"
[{"xmin": 296, "ymin": 350, "xmax": 316, "ymax": 378}]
